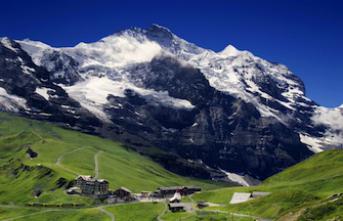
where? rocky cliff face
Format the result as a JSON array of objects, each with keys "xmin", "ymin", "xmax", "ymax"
[
  {"xmin": 0, "ymin": 25, "xmax": 342, "ymax": 182},
  {"xmin": 0, "ymin": 38, "xmax": 101, "ymax": 132}
]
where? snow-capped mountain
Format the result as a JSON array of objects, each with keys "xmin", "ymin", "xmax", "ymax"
[{"xmin": 1, "ymin": 25, "xmax": 342, "ymax": 182}]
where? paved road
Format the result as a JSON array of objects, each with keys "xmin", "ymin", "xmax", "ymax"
[{"xmin": 98, "ymin": 207, "xmax": 115, "ymax": 221}]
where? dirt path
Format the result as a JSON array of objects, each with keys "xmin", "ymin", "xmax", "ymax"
[
  {"xmin": 31, "ymin": 130, "xmax": 44, "ymax": 141},
  {"xmin": 207, "ymin": 210, "xmax": 271, "ymax": 221},
  {"xmin": 98, "ymin": 207, "xmax": 115, "ymax": 221},
  {"xmin": 276, "ymin": 207, "xmax": 307, "ymax": 221},
  {"xmin": 94, "ymin": 151, "xmax": 102, "ymax": 178},
  {"xmin": 54, "ymin": 147, "xmax": 89, "ymax": 176},
  {"xmin": 56, "ymin": 147, "xmax": 84, "ymax": 166},
  {"xmin": 0, "ymin": 209, "xmax": 57, "ymax": 221},
  {"xmin": 157, "ymin": 201, "xmax": 168, "ymax": 221},
  {"xmin": 231, "ymin": 212, "xmax": 272, "ymax": 221},
  {"xmin": 188, "ymin": 195, "xmax": 195, "ymax": 203},
  {"xmin": 0, "ymin": 205, "xmax": 114, "ymax": 221}
]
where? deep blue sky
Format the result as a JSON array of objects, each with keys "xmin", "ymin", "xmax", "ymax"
[{"xmin": 1, "ymin": 0, "xmax": 342, "ymax": 107}]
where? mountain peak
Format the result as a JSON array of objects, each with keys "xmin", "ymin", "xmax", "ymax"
[
  {"xmin": 218, "ymin": 44, "xmax": 241, "ymax": 57},
  {"xmin": 145, "ymin": 24, "xmax": 175, "ymax": 41},
  {"xmin": 107, "ymin": 24, "xmax": 174, "ymax": 42},
  {"xmin": 149, "ymin": 24, "xmax": 173, "ymax": 33}
]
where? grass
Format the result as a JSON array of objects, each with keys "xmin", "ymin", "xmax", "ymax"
[
  {"xmin": 0, "ymin": 207, "xmax": 111, "ymax": 221},
  {"xmin": 298, "ymin": 196, "xmax": 343, "ymax": 221},
  {"xmin": 0, "ymin": 112, "xmax": 226, "ymax": 207},
  {"xmin": 1, "ymin": 111, "xmax": 342, "ymax": 221},
  {"xmin": 192, "ymin": 149, "xmax": 343, "ymax": 220},
  {"xmin": 105, "ymin": 202, "xmax": 164, "ymax": 221},
  {"xmin": 162, "ymin": 210, "xmax": 254, "ymax": 221}
]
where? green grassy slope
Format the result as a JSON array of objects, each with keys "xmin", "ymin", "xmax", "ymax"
[
  {"xmin": 0, "ymin": 207, "xmax": 110, "ymax": 221},
  {"xmin": 192, "ymin": 150, "xmax": 343, "ymax": 220},
  {"xmin": 2, "ymin": 111, "xmax": 342, "ymax": 221},
  {"xmin": 0, "ymin": 112, "xmax": 224, "ymax": 207},
  {"xmin": 0, "ymin": 203, "xmax": 165, "ymax": 221}
]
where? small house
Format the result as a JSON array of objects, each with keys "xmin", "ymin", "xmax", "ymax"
[
  {"xmin": 183, "ymin": 186, "xmax": 201, "ymax": 195},
  {"xmin": 140, "ymin": 191, "xmax": 150, "ymax": 198},
  {"xmin": 197, "ymin": 201, "xmax": 209, "ymax": 208},
  {"xmin": 168, "ymin": 191, "xmax": 181, "ymax": 203},
  {"xmin": 168, "ymin": 203, "xmax": 186, "ymax": 212},
  {"xmin": 158, "ymin": 186, "xmax": 201, "ymax": 197},
  {"xmin": 113, "ymin": 187, "xmax": 135, "ymax": 201},
  {"xmin": 158, "ymin": 186, "xmax": 183, "ymax": 197}
]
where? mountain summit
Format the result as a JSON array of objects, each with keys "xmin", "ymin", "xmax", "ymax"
[{"xmin": 0, "ymin": 25, "xmax": 342, "ymax": 181}]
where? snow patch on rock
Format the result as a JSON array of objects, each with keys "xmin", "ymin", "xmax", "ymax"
[
  {"xmin": 299, "ymin": 133, "xmax": 324, "ymax": 153},
  {"xmin": 35, "ymin": 87, "xmax": 51, "ymax": 100},
  {"xmin": 63, "ymin": 76, "xmax": 194, "ymax": 122},
  {"xmin": 220, "ymin": 169, "xmax": 256, "ymax": 187},
  {"xmin": 0, "ymin": 37, "xmax": 18, "ymax": 52},
  {"xmin": 0, "ymin": 87, "xmax": 27, "ymax": 111},
  {"xmin": 17, "ymin": 39, "xmax": 53, "ymax": 66}
]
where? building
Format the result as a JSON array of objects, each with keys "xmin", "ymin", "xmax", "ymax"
[
  {"xmin": 168, "ymin": 203, "xmax": 186, "ymax": 212},
  {"xmin": 113, "ymin": 187, "xmax": 132, "ymax": 198},
  {"xmin": 75, "ymin": 175, "xmax": 109, "ymax": 195},
  {"xmin": 168, "ymin": 203, "xmax": 192, "ymax": 212},
  {"xmin": 183, "ymin": 186, "xmax": 201, "ymax": 195},
  {"xmin": 112, "ymin": 187, "xmax": 135, "ymax": 201},
  {"xmin": 157, "ymin": 186, "xmax": 201, "ymax": 197},
  {"xmin": 140, "ymin": 191, "xmax": 150, "ymax": 198},
  {"xmin": 197, "ymin": 201, "xmax": 209, "ymax": 208},
  {"xmin": 168, "ymin": 191, "xmax": 181, "ymax": 203}
]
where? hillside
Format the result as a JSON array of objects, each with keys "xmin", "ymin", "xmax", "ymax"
[
  {"xmin": 0, "ymin": 112, "xmax": 224, "ymax": 208},
  {"xmin": 0, "ymin": 113, "xmax": 342, "ymax": 220},
  {"xmin": 190, "ymin": 150, "xmax": 343, "ymax": 221}
]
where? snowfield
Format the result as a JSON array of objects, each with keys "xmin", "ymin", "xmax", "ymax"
[{"xmin": 15, "ymin": 25, "xmax": 343, "ymax": 153}]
